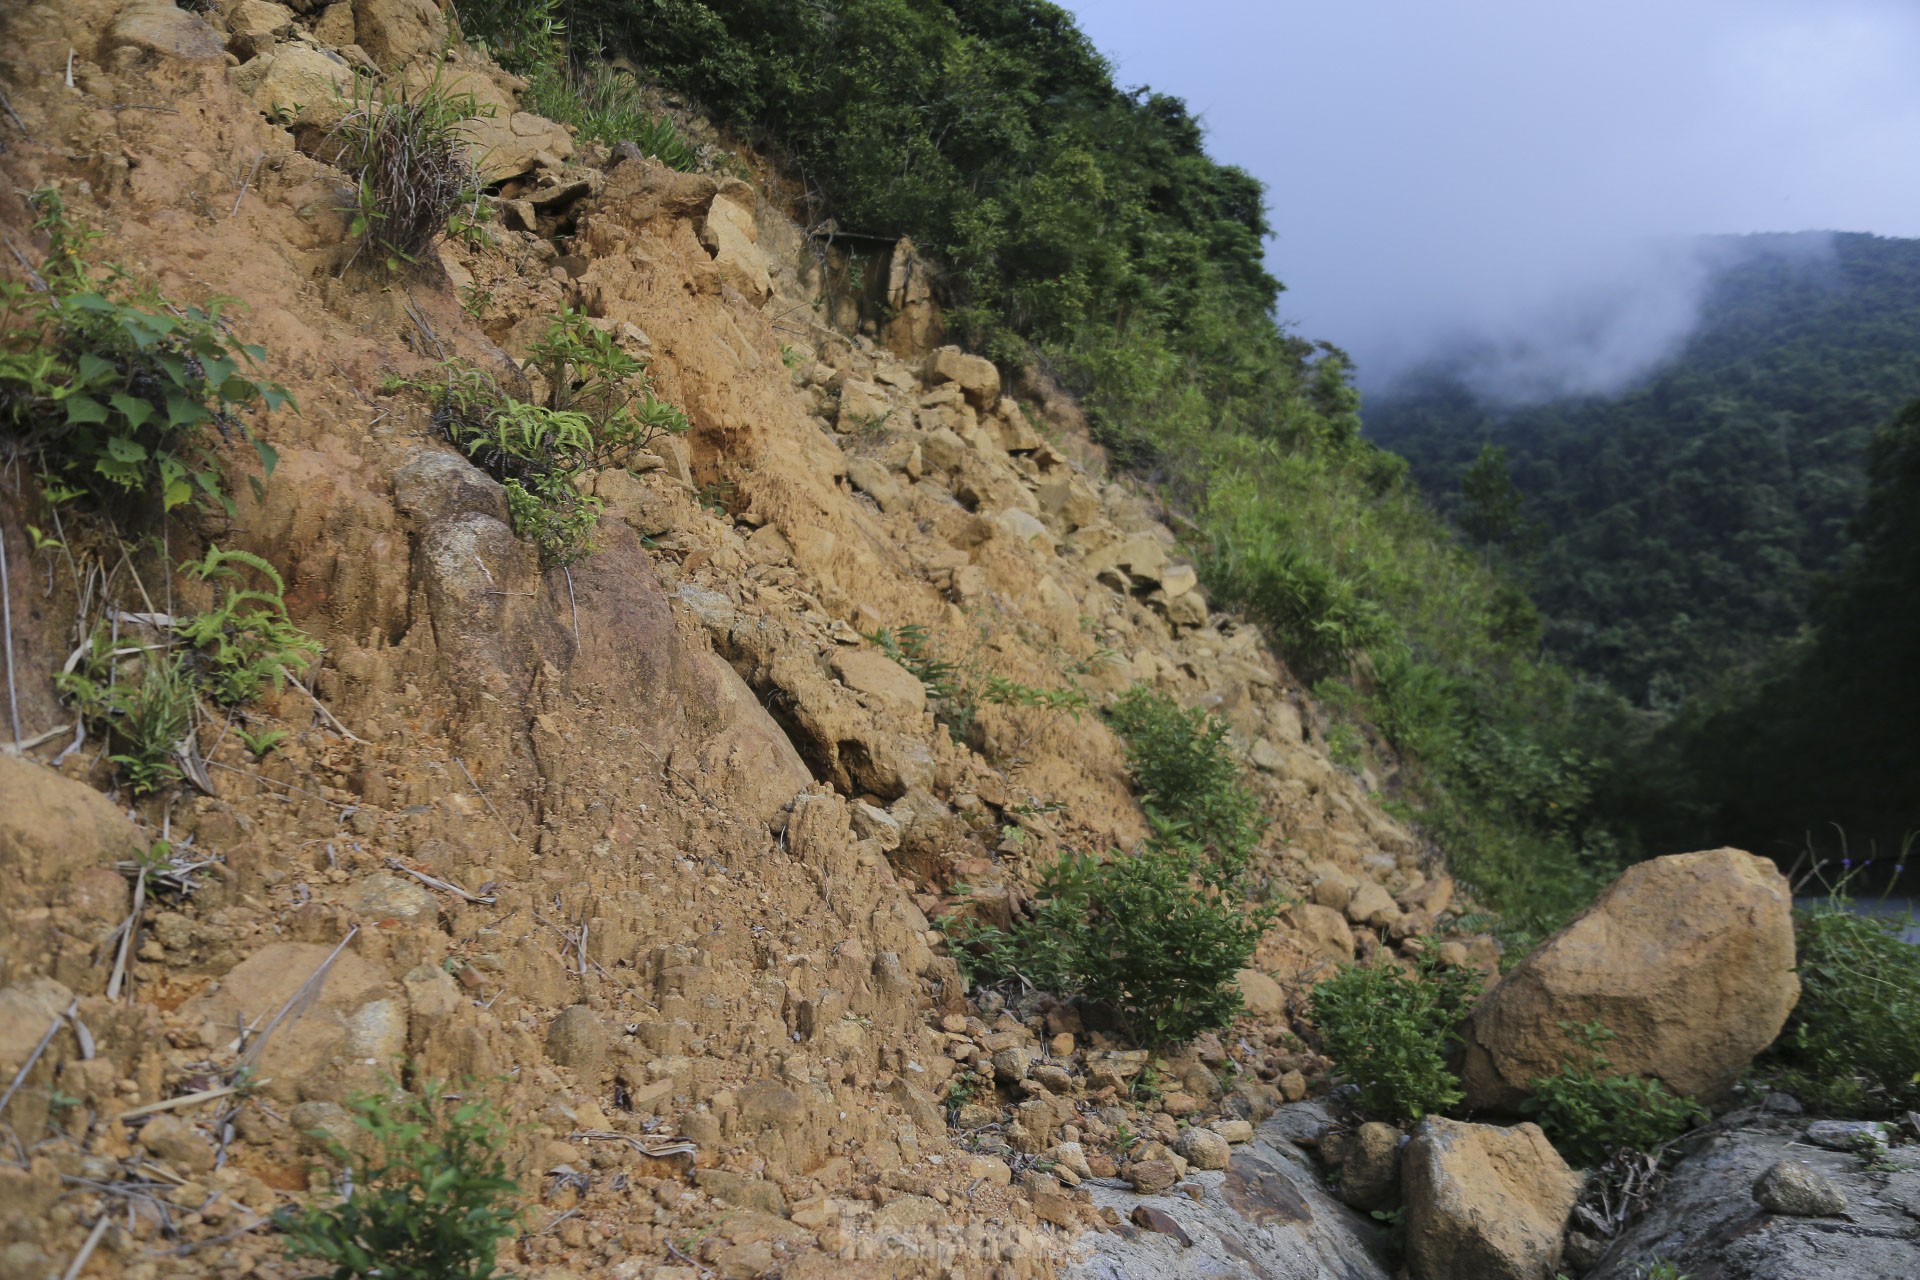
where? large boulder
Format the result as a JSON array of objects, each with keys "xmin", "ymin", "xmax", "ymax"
[
  {"xmin": 0, "ymin": 758, "xmax": 144, "ymax": 988},
  {"xmin": 458, "ymin": 111, "xmax": 574, "ymax": 183},
  {"xmin": 1404, "ymin": 1117, "xmax": 1582, "ymax": 1280},
  {"xmin": 350, "ymin": 0, "xmax": 447, "ymax": 68},
  {"xmin": 1461, "ymin": 848, "xmax": 1797, "ymax": 1112},
  {"xmin": 230, "ymin": 45, "xmax": 356, "ymax": 129},
  {"xmin": 925, "ymin": 345, "xmax": 1001, "ymax": 409},
  {"xmin": 698, "ymin": 192, "xmax": 772, "ymax": 306}
]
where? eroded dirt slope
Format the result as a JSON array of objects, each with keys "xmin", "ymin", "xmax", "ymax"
[{"xmin": 0, "ymin": 4, "xmax": 1493, "ymax": 1276}]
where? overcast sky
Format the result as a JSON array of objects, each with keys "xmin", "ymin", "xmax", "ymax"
[{"xmin": 1069, "ymin": 1, "xmax": 1920, "ymax": 397}]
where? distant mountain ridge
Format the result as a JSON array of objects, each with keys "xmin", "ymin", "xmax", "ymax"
[{"xmin": 1365, "ymin": 230, "xmax": 1920, "ymax": 706}]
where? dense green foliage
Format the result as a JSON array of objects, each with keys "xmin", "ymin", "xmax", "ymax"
[
  {"xmin": 1, "ymin": 189, "xmax": 289, "ymax": 517},
  {"xmin": 1308, "ymin": 955, "xmax": 1482, "ymax": 1123},
  {"xmin": 279, "ymin": 1081, "xmax": 520, "ymax": 1280},
  {"xmin": 4, "ymin": 189, "xmax": 313, "ymax": 797},
  {"xmin": 1369, "ymin": 234, "xmax": 1920, "ymax": 712},
  {"xmin": 561, "ymin": 0, "xmax": 1277, "ymax": 359},
  {"xmin": 953, "ymin": 687, "xmax": 1272, "ymax": 1045},
  {"xmin": 1669, "ymin": 399, "xmax": 1920, "ymax": 855},
  {"xmin": 1767, "ymin": 895, "xmax": 1920, "ymax": 1117},
  {"xmin": 1525, "ymin": 1021, "xmax": 1705, "ymax": 1166}
]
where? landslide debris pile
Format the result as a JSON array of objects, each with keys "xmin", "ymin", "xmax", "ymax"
[{"xmin": 0, "ymin": 3, "xmax": 1707, "ymax": 1279}]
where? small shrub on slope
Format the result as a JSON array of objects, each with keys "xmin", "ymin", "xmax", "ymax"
[
  {"xmin": 1770, "ymin": 892, "xmax": 1920, "ymax": 1116},
  {"xmin": 1104, "ymin": 685, "xmax": 1264, "ymax": 882},
  {"xmin": 332, "ymin": 72, "xmax": 488, "ymax": 270},
  {"xmin": 1309, "ymin": 954, "xmax": 1482, "ymax": 1123},
  {"xmin": 412, "ymin": 310, "xmax": 690, "ymax": 565},
  {"xmin": 0, "ymin": 188, "xmax": 289, "ymax": 516},
  {"xmin": 958, "ymin": 847, "xmax": 1268, "ymax": 1046},
  {"xmin": 279, "ymin": 1079, "xmax": 520, "ymax": 1280},
  {"xmin": 952, "ymin": 685, "xmax": 1273, "ymax": 1046},
  {"xmin": 1525, "ymin": 1020, "xmax": 1705, "ymax": 1166}
]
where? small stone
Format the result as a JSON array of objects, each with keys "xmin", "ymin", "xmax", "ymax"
[
  {"xmin": 289, "ymin": 1101, "xmax": 357, "ymax": 1155},
  {"xmin": 138, "ymin": 1115, "xmax": 214, "ymax": 1174},
  {"xmin": 991, "ymin": 1046, "xmax": 1035, "ymax": 1083},
  {"xmin": 1177, "ymin": 1127, "xmax": 1231, "ymax": 1171},
  {"xmin": 1279, "ymin": 1070, "xmax": 1308, "ymax": 1102},
  {"xmin": 1754, "ymin": 1159, "xmax": 1848, "ymax": 1217},
  {"xmin": 1235, "ymin": 968, "xmax": 1288, "ymax": 1018},
  {"xmin": 1047, "ymin": 1141, "xmax": 1093, "ymax": 1180},
  {"xmin": 1129, "ymin": 1204, "xmax": 1193, "ymax": 1246},
  {"xmin": 351, "ymin": 872, "xmax": 437, "ymax": 924},
  {"xmin": 1159, "ymin": 1091, "xmax": 1201, "ymax": 1117},
  {"xmin": 545, "ymin": 1005, "xmax": 606, "ymax": 1072},
  {"xmin": 1337, "ymin": 1122, "xmax": 1402, "ymax": 1212},
  {"xmin": 1126, "ymin": 1158, "xmax": 1179, "ymax": 1194},
  {"xmin": 1212, "ymin": 1119, "xmax": 1255, "ymax": 1144}
]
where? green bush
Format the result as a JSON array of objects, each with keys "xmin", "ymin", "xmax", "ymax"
[
  {"xmin": 331, "ymin": 72, "xmax": 489, "ymax": 270},
  {"xmin": 1104, "ymin": 685, "xmax": 1263, "ymax": 882},
  {"xmin": 177, "ymin": 546, "xmax": 321, "ymax": 705},
  {"xmin": 414, "ymin": 310, "xmax": 690, "ymax": 565},
  {"xmin": 956, "ymin": 845, "xmax": 1269, "ymax": 1045},
  {"xmin": 279, "ymin": 1079, "xmax": 520, "ymax": 1280},
  {"xmin": 0, "ymin": 189, "xmax": 289, "ymax": 516},
  {"xmin": 1770, "ymin": 897, "xmax": 1920, "ymax": 1115},
  {"xmin": 1309, "ymin": 955, "xmax": 1482, "ymax": 1123},
  {"xmin": 449, "ymin": 0, "xmax": 561, "ymax": 74},
  {"xmin": 1525, "ymin": 1021, "xmax": 1705, "ymax": 1166}
]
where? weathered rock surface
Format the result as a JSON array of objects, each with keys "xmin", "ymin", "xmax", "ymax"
[
  {"xmin": 1591, "ymin": 1115, "xmax": 1920, "ymax": 1280},
  {"xmin": 698, "ymin": 191, "xmax": 772, "ymax": 305},
  {"xmin": 1072, "ymin": 1105, "xmax": 1391, "ymax": 1280},
  {"xmin": 1403, "ymin": 1117, "xmax": 1582, "ymax": 1280},
  {"xmin": 1462, "ymin": 848, "xmax": 1798, "ymax": 1111},
  {"xmin": 230, "ymin": 46, "xmax": 356, "ymax": 129}
]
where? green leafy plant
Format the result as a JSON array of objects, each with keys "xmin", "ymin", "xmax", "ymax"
[
  {"xmin": 105, "ymin": 652, "xmax": 195, "ymax": 797},
  {"xmin": 177, "ymin": 545, "xmax": 321, "ymax": 705},
  {"xmin": 1525, "ymin": 1021, "xmax": 1705, "ymax": 1166},
  {"xmin": 1309, "ymin": 954, "xmax": 1483, "ymax": 1122},
  {"xmin": 954, "ymin": 845, "xmax": 1271, "ymax": 1046},
  {"xmin": 869, "ymin": 623, "xmax": 1086, "ymax": 747},
  {"xmin": 1768, "ymin": 883, "xmax": 1920, "ymax": 1116},
  {"xmin": 0, "ymin": 188, "xmax": 289, "ymax": 517},
  {"xmin": 1105, "ymin": 685, "xmax": 1265, "ymax": 883},
  {"xmin": 279, "ymin": 1079, "xmax": 520, "ymax": 1280},
  {"xmin": 408, "ymin": 312, "xmax": 689, "ymax": 566},
  {"xmin": 330, "ymin": 72, "xmax": 489, "ymax": 270},
  {"xmin": 448, "ymin": 0, "xmax": 561, "ymax": 74},
  {"xmin": 238, "ymin": 725, "xmax": 289, "ymax": 758}
]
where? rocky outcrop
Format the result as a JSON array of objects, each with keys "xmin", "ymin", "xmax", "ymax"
[
  {"xmin": 1590, "ymin": 1113, "xmax": 1920, "ymax": 1280},
  {"xmin": 0, "ymin": 758, "xmax": 143, "ymax": 991},
  {"xmin": 1461, "ymin": 848, "xmax": 1799, "ymax": 1112},
  {"xmin": 1072, "ymin": 1103, "xmax": 1391, "ymax": 1280},
  {"xmin": 1403, "ymin": 1117, "xmax": 1583, "ymax": 1280}
]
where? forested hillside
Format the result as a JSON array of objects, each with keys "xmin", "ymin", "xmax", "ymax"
[{"xmin": 1367, "ymin": 232, "xmax": 1920, "ymax": 709}]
